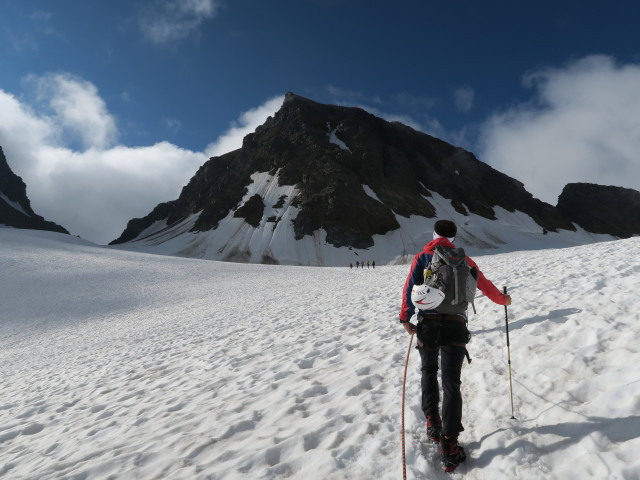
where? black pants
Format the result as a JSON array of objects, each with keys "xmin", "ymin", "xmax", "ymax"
[
  {"xmin": 416, "ymin": 315, "xmax": 469, "ymax": 437},
  {"xmin": 418, "ymin": 344, "xmax": 466, "ymax": 437}
]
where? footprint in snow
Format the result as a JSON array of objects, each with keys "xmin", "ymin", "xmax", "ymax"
[
  {"xmin": 346, "ymin": 375, "xmax": 382, "ymax": 396},
  {"xmin": 296, "ymin": 358, "xmax": 315, "ymax": 369},
  {"xmin": 21, "ymin": 423, "xmax": 45, "ymax": 435},
  {"xmin": 43, "ymin": 442, "xmax": 60, "ymax": 455},
  {"xmin": 168, "ymin": 402, "xmax": 186, "ymax": 412},
  {"xmin": 303, "ymin": 432, "xmax": 321, "ymax": 451},
  {"xmin": 301, "ymin": 383, "xmax": 328, "ymax": 398},
  {"xmin": 265, "ymin": 446, "xmax": 281, "ymax": 466}
]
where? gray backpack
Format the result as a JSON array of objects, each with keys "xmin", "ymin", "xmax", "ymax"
[{"xmin": 423, "ymin": 245, "xmax": 478, "ymax": 315}]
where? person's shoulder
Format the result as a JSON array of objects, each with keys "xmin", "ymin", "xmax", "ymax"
[
  {"xmin": 411, "ymin": 250, "xmax": 432, "ymax": 267},
  {"xmin": 465, "ymin": 255, "xmax": 479, "ymax": 268}
]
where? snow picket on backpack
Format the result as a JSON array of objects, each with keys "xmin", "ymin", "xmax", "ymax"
[{"xmin": 423, "ymin": 245, "xmax": 478, "ymax": 315}]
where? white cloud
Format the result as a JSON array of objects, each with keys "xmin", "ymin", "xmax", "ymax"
[
  {"xmin": 29, "ymin": 143, "xmax": 206, "ymax": 244},
  {"xmin": 453, "ymin": 86, "xmax": 475, "ymax": 113},
  {"xmin": 0, "ymin": 79, "xmax": 206, "ymax": 244},
  {"xmin": 480, "ymin": 55, "xmax": 640, "ymax": 204},
  {"xmin": 0, "ymin": 90, "xmax": 57, "ymax": 170},
  {"xmin": 204, "ymin": 95, "xmax": 284, "ymax": 157},
  {"xmin": 24, "ymin": 73, "xmax": 118, "ymax": 149},
  {"xmin": 1, "ymin": 77, "xmax": 285, "ymax": 244},
  {"xmin": 139, "ymin": 0, "xmax": 220, "ymax": 44}
]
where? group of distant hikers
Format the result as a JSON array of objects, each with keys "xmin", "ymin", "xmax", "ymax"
[
  {"xmin": 349, "ymin": 260, "xmax": 375, "ymax": 269},
  {"xmin": 398, "ymin": 219, "xmax": 512, "ymax": 472}
]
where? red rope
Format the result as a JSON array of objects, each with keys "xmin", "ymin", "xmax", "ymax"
[{"xmin": 401, "ymin": 333, "xmax": 414, "ymax": 480}]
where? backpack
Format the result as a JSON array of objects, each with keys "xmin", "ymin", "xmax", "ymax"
[{"xmin": 423, "ymin": 245, "xmax": 478, "ymax": 315}]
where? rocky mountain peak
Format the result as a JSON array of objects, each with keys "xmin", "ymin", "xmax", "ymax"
[{"xmin": 110, "ymin": 93, "xmax": 607, "ymax": 265}]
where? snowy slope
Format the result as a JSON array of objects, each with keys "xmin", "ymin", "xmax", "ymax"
[
  {"xmin": 115, "ymin": 174, "xmax": 614, "ymax": 266},
  {"xmin": 1, "ymin": 228, "xmax": 639, "ymax": 479}
]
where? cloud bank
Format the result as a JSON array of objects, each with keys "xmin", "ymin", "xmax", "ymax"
[
  {"xmin": 0, "ymin": 80, "xmax": 206, "ymax": 244},
  {"xmin": 480, "ymin": 55, "xmax": 640, "ymax": 204},
  {"xmin": 0, "ymin": 74, "xmax": 280, "ymax": 245}
]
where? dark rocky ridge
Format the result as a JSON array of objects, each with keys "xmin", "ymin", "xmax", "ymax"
[
  {"xmin": 112, "ymin": 93, "xmax": 575, "ymax": 248},
  {"xmin": 557, "ymin": 183, "xmax": 640, "ymax": 238},
  {"xmin": 0, "ymin": 146, "xmax": 68, "ymax": 234}
]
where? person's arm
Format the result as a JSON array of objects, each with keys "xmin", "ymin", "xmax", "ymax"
[{"xmin": 467, "ymin": 257, "xmax": 512, "ymax": 306}]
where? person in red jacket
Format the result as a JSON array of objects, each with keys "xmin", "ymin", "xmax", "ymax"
[{"xmin": 399, "ymin": 219, "xmax": 511, "ymax": 472}]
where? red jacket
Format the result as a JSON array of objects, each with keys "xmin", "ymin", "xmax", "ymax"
[{"xmin": 399, "ymin": 237, "xmax": 508, "ymax": 322}]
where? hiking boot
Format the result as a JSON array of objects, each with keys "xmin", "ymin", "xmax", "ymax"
[
  {"xmin": 440, "ymin": 435, "xmax": 466, "ymax": 472},
  {"xmin": 426, "ymin": 414, "xmax": 442, "ymax": 443}
]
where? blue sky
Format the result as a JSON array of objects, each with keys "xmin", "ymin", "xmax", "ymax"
[{"xmin": 1, "ymin": 0, "xmax": 640, "ymax": 243}]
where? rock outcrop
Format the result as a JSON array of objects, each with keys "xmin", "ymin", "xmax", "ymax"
[
  {"xmin": 0, "ymin": 146, "xmax": 68, "ymax": 234},
  {"xmin": 557, "ymin": 183, "xmax": 640, "ymax": 238}
]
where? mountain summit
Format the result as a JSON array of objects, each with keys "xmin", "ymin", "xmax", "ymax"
[
  {"xmin": 110, "ymin": 93, "xmax": 611, "ymax": 265},
  {"xmin": 0, "ymin": 146, "xmax": 68, "ymax": 235}
]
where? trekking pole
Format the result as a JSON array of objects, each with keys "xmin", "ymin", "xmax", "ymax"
[
  {"xmin": 503, "ymin": 286, "xmax": 516, "ymax": 419},
  {"xmin": 401, "ymin": 332, "xmax": 414, "ymax": 480}
]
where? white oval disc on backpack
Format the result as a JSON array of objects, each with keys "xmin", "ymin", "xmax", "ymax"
[{"xmin": 411, "ymin": 284, "xmax": 445, "ymax": 310}]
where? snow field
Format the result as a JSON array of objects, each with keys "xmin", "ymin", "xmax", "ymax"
[{"xmin": 1, "ymin": 228, "xmax": 639, "ymax": 479}]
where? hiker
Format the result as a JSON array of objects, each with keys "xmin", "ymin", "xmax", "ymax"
[
  {"xmin": 356, "ymin": 261, "xmax": 360, "ymax": 269},
  {"xmin": 372, "ymin": 260, "xmax": 376, "ymax": 269},
  {"xmin": 398, "ymin": 219, "xmax": 511, "ymax": 472},
  {"xmin": 367, "ymin": 261, "xmax": 370, "ymax": 269}
]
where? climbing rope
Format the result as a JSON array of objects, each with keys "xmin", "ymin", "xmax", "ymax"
[{"xmin": 401, "ymin": 332, "xmax": 414, "ymax": 480}]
